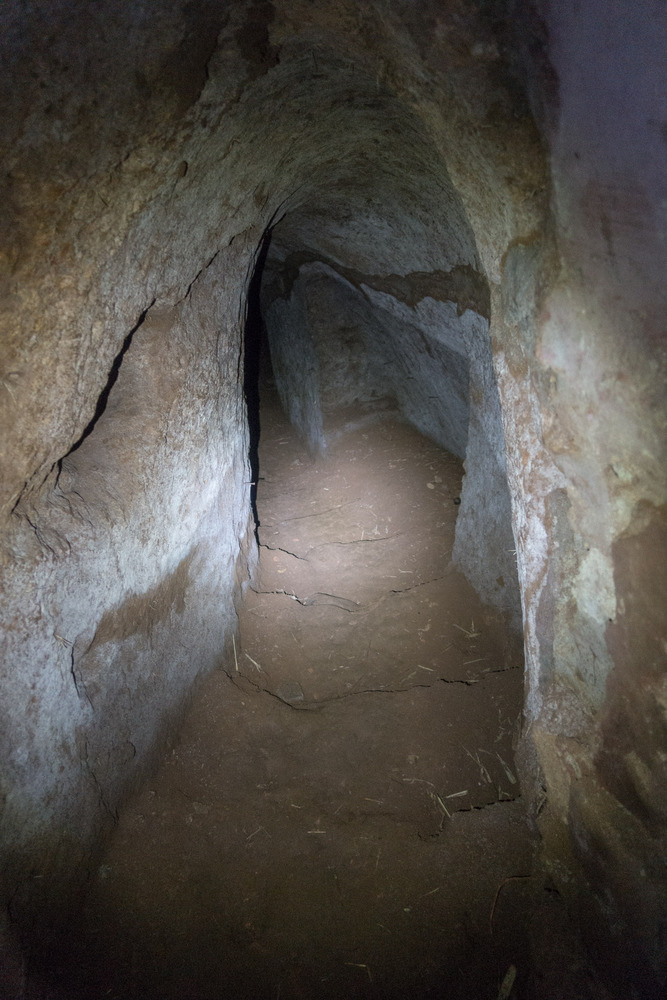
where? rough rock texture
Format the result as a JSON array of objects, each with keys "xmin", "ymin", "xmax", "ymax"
[
  {"xmin": 0, "ymin": 0, "xmax": 665, "ymax": 994},
  {"xmin": 1, "ymin": 246, "xmax": 255, "ymax": 929},
  {"xmin": 503, "ymin": 3, "xmax": 667, "ymax": 990}
]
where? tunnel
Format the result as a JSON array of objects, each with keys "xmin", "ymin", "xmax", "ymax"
[{"xmin": 0, "ymin": 2, "xmax": 665, "ymax": 998}]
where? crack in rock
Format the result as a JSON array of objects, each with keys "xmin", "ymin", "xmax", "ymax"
[
  {"xmin": 301, "ymin": 592, "xmax": 361, "ymax": 611},
  {"xmin": 229, "ymin": 668, "xmax": 503, "ymax": 711},
  {"xmin": 81, "ymin": 741, "xmax": 118, "ymax": 822},
  {"xmin": 250, "ymin": 586, "xmax": 361, "ymax": 611},
  {"xmin": 419, "ymin": 796, "xmax": 522, "ymax": 840},
  {"xmin": 258, "ymin": 534, "xmax": 405, "ymax": 563},
  {"xmin": 250, "ymin": 577, "xmax": 459, "ymax": 614},
  {"xmin": 259, "ymin": 543, "xmax": 308, "ymax": 561},
  {"xmin": 230, "ymin": 671, "xmax": 433, "ymax": 710},
  {"xmin": 388, "ymin": 575, "xmax": 448, "ymax": 595},
  {"xmin": 456, "ymin": 796, "xmax": 521, "ymax": 813},
  {"xmin": 63, "ymin": 300, "xmax": 155, "ymax": 460},
  {"xmin": 481, "ymin": 664, "xmax": 522, "ymax": 675},
  {"xmin": 263, "ymin": 498, "xmax": 361, "ymax": 526},
  {"xmin": 317, "ymin": 534, "xmax": 404, "ymax": 547}
]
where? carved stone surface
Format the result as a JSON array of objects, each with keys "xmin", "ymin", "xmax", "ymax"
[{"xmin": 0, "ymin": 1, "xmax": 664, "ymax": 992}]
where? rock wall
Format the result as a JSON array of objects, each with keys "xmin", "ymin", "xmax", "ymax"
[
  {"xmin": 260, "ymin": 131, "xmax": 520, "ymax": 619},
  {"xmin": 1, "ymin": 246, "xmax": 257, "ymax": 927},
  {"xmin": 504, "ymin": 1, "xmax": 667, "ymax": 988},
  {"xmin": 0, "ymin": 0, "xmax": 664, "ymax": 990}
]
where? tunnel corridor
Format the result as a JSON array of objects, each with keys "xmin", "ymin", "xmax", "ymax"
[
  {"xmin": 1, "ymin": 3, "xmax": 665, "ymax": 999},
  {"xmin": 41, "ymin": 370, "xmax": 536, "ymax": 999},
  {"xmin": 37, "ymin": 265, "xmax": 538, "ymax": 995}
]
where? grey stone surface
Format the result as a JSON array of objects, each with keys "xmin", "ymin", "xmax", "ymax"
[{"xmin": 0, "ymin": 0, "xmax": 664, "ymax": 987}]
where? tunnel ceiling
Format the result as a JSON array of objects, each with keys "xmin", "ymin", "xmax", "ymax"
[
  {"xmin": 0, "ymin": 0, "xmax": 544, "ymax": 516},
  {"xmin": 257, "ymin": 70, "xmax": 478, "ymax": 275}
]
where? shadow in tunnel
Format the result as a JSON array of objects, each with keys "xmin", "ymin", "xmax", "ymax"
[{"xmin": 243, "ymin": 231, "xmax": 272, "ymax": 538}]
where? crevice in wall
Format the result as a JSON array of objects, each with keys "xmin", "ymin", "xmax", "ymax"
[
  {"xmin": 244, "ymin": 232, "xmax": 272, "ymax": 537},
  {"xmin": 60, "ymin": 300, "xmax": 156, "ymax": 463}
]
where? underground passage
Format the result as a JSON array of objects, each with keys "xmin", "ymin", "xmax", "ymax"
[{"xmin": 0, "ymin": 2, "xmax": 665, "ymax": 998}]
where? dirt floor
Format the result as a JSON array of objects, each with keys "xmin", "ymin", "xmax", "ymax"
[{"xmin": 30, "ymin": 386, "xmax": 599, "ymax": 999}]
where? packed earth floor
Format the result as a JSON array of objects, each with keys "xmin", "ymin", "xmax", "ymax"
[{"xmin": 38, "ymin": 383, "xmax": 593, "ymax": 1000}]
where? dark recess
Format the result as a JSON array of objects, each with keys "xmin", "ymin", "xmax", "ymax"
[{"xmin": 244, "ymin": 231, "xmax": 272, "ymax": 536}]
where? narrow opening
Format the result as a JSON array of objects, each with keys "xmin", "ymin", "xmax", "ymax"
[{"xmin": 244, "ymin": 231, "xmax": 272, "ymax": 537}]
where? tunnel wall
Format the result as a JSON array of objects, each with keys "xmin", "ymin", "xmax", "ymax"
[
  {"xmin": 0, "ymin": 0, "xmax": 664, "ymax": 990},
  {"xmin": 0, "ymin": 246, "xmax": 256, "ymax": 928},
  {"xmin": 500, "ymin": 1, "xmax": 667, "ymax": 985},
  {"xmin": 0, "ymin": 0, "xmax": 291, "ymax": 923}
]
